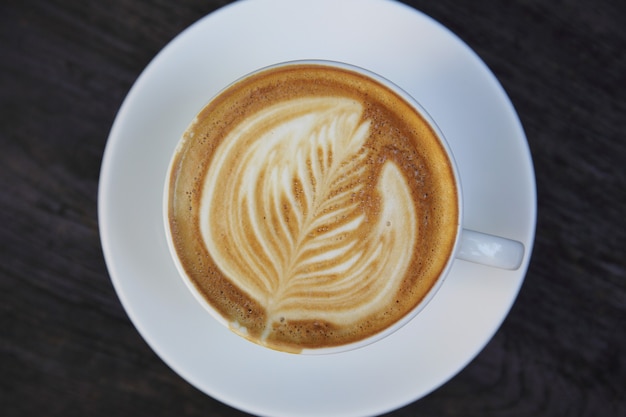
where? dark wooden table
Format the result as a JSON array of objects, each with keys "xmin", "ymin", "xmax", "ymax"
[{"xmin": 1, "ymin": 0, "xmax": 624, "ymax": 416}]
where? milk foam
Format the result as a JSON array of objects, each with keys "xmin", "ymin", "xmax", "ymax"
[{"xmin": 199, "ymin": 96, "xmax": 418, "ymax": 332}]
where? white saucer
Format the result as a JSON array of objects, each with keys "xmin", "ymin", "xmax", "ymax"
[{"xmin": 99, "ymin": 0, "xmax": 536, "ymax": 416}]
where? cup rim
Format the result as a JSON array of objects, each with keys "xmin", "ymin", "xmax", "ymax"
[{"xmin": 163, "ymin": 59, "xmax": 464, "ymax": 355}]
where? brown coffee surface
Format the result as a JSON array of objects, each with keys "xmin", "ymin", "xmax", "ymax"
[{"xmin": 167, "ymin": 63, "xmax": 458, "ymax": 352}]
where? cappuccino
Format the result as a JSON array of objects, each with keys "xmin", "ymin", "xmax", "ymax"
[{"xmin": 166, "ymin": 63, "xmax": 458, "ymax": 352}]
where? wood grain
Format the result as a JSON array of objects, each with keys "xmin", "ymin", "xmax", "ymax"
[{"xmin": 1, "ymin": 0, "xmax": 624, "ymax": 416}]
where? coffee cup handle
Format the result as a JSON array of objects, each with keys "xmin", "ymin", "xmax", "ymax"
[{"xmin": 456, "ymin": 229, "xmax": 525, "ymax": 270}]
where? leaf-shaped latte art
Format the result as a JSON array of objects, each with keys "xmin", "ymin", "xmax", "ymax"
[{"xmin": 200, "ymin": 97, "xmax": 417, "ymax": 336}]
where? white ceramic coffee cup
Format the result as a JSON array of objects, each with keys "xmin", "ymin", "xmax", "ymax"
[{"xmin": 163, "ymin": 60, "xmax": 525, "ymax": 354}]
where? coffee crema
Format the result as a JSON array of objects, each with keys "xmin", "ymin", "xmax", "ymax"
[{"xmin": 167, "ymin": 63, "xmax": 458, "ymax": 352}]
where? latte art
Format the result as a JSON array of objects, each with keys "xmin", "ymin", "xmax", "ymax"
[
  {"xmin": 167, "ymin": 63, "xmax": 459, "ymax": 352},
  {"xmin": 200, "ymin": 97, "xmax": 417, "ymax": 336}
]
